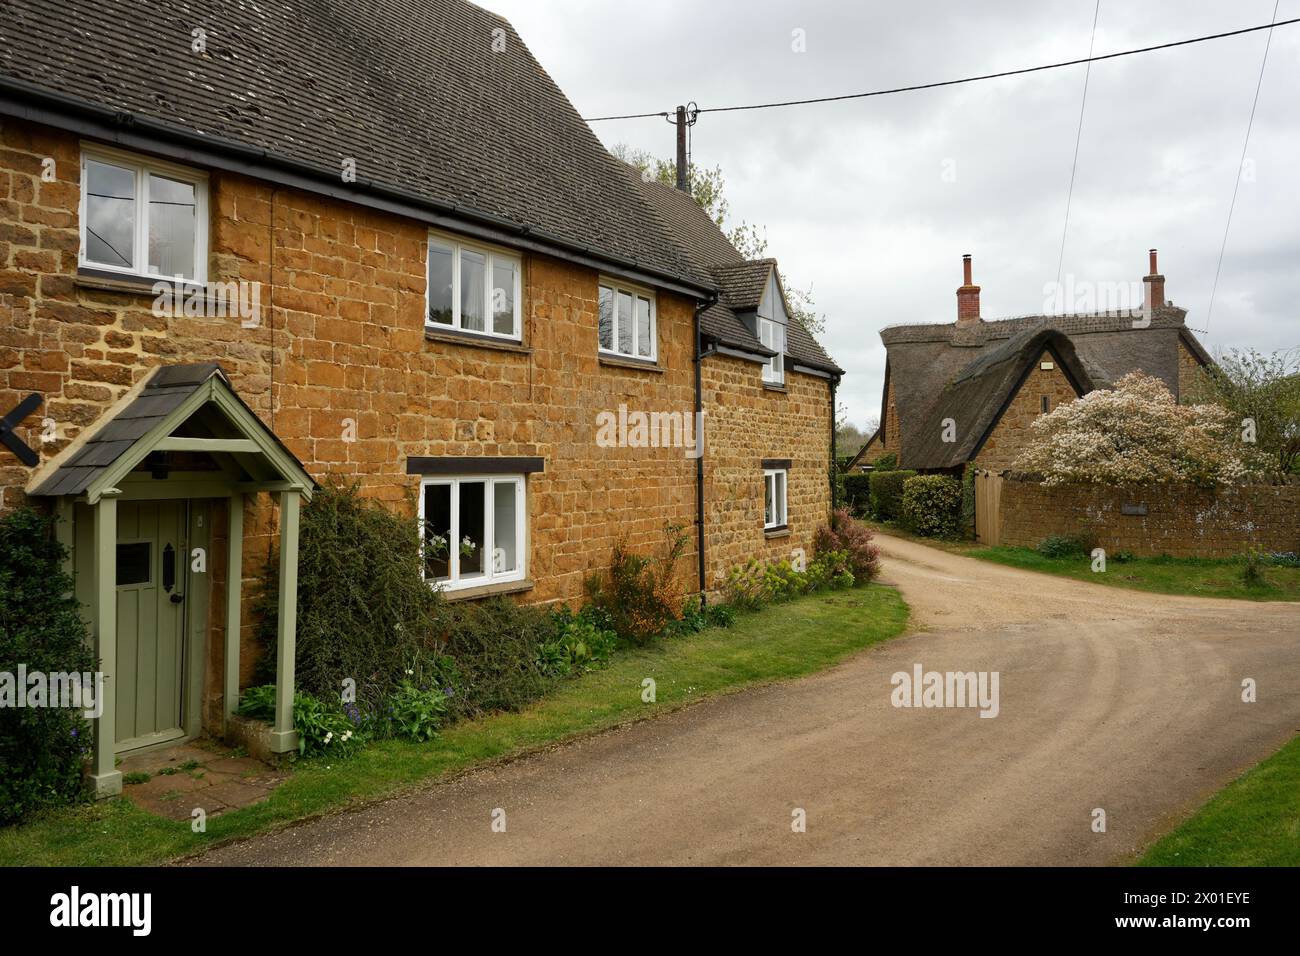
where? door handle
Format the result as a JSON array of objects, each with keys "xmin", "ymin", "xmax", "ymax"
[{"xmin": 170, "ymin": 593, "xmax": 184, "ymax": 604}]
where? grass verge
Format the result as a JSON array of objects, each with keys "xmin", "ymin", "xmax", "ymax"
[
  {"xmin": 1138, "ymin": 735, "xmax": 1300, "ymax": 866},
  {"xmin": 0, "ymin": 584, "xmax": 908, "ymax": 867},
  {"xmin": 966, "ymin": 546, "xmax": 1300, "ymax": 601}
]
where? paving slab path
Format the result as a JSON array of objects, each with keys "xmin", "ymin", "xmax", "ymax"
[{"xmin": 192, "ymin": 534, "xmax": 1300, "ymax": 866}]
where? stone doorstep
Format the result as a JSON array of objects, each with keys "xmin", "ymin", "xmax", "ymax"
[{"xmin": 120, "ymin": 738, "xmax": 287, "ymax": 819}]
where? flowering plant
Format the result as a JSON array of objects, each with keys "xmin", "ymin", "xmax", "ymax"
[{"xmin": 1014, "ymin": 372, "xmax": 1263, "ymax": 486}]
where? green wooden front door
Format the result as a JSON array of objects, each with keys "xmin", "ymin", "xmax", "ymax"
[{"xmin": 115, "ymin": 500, "xmax": 188, "ymax": 751}]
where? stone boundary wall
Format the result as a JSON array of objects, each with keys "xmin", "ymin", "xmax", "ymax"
[{"xmin": 997, "ymin": 476, "xmax": 1300, "ymax": 558}]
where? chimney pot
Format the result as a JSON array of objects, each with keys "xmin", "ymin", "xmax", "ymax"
[
  {"xmin": 956, "ymin": 254, "xmax": 981, "ymax": 325},
  {"xmin": 1143, "ymin": 248, "xmax": 1166, "ymax": 311}
]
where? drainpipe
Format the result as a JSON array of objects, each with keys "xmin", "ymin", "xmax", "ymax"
[
  {"xmin": 693, "ymin": 297, "xmax": 718, "ymax": 601},
  {"xmin": 830, "ymin": 375, "xmax": 839, "ymax": 511}
]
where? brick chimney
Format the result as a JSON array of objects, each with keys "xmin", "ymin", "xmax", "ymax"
[
  {"xmin": 1142, "ymin": 248, "xmax": 1165, "ymax": 311},
  {"xmin": 956, "ymin": 253, "xmax": 981, "ymax": 325}
]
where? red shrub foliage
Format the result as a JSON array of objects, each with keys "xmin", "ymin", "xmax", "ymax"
[{"xmin": 813, "ymin": 508, "xmax": 881, "ymax": 583}]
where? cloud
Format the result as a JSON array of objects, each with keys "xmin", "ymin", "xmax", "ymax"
[{"xmin": 487, "ymin": 0, "xmax": 1300, "ymax": 426}]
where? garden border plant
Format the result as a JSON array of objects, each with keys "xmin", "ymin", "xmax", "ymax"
[{"xmin": 0, "ymin": 507, "xmax": 96, "ymax": 825}]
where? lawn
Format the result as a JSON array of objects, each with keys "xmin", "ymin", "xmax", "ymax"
[
  {"xmin": 1138, "ymin": 734, "xmax": 1300, "ymax": 866},
  {"xmin": 966, "ymin": 546, "xmax": 1300, "ymax": 601},
  {"xmin": 0, "ymin": 584, "xmax": 909, "ymax": 867}
]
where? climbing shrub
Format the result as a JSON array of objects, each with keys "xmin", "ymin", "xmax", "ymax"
[
  {"xmin": 868, "ymin": 469, "xmax": 917, "ymax": 521},
  {"xmin": 254, "ymin": 480, "xmax": 445, "ymax": 717},
  {"xmin": 0, "ymin": 507, "xmax": 95, "ymax": 825},
  {"xmin": 901, "ymin": 475, "xmax": 962, "ymax": 538},
  {"xmin": 436, "ymin": 597, "xmax": 560, "ymax": 719}
]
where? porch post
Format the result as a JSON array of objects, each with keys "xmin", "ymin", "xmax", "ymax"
[
  {"xmin": 269, "ymin": 489, "xmax": 300, "ymax": 753},
  {"xmin": 89, "ymin": 493, "xmax": 122, "ymax": 797},
  {"xmin": 223, "ymin": 492, "xmax": 243, "ymax": 732}
]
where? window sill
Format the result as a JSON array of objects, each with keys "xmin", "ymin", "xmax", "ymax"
[
  {"xmin": 425, "ymin": 326, "xmax": 531, "ymax": 354},
  {"xmin": 762, "ymin": 382, "xmax": 788, "ymax": 393},
  {"xmin": 438, "ymin": 578, "xmax": 535, "ymax": 602},
  {"xmin": 76, "ymin": 270, "xmax": 171, "ymax": 297},
  {"xmin": 764, "ymin": 525, "xmax": 790, "ymax": 539},
  {"xmin": 599, "ymin": 353, "xmax": 664, "ymax": 373}
]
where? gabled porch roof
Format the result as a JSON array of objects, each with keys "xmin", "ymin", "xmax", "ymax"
[{"xmin": 26, "ymin": 363, "xmax": 313, "ymax": 502}]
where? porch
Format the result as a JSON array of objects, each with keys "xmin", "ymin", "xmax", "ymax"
[{"xmin": 26, "ymin": 363, "xmax": 314, "ymax": 796}]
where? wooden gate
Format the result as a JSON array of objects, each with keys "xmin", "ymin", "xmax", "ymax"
[{"xmin": 974, "ymin": 471, "xmax": 1003, "ymax": 545}]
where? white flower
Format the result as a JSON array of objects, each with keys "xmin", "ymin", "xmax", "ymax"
[{"xmin": 325, "ymin": 731, "xmax": 333, "ymax": 743}]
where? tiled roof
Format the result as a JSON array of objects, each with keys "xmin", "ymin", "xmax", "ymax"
[
  {"xmin": 0, "ymin": 0, "xmax": 704, "ymax": 289},
  {"xmin": 712, "ymin": 260, "xmax": 777, "ymax": 312},
  {"xmin": 30, "ymin": 364, "xmax": 224, "ymax": 497},
  {"xmin": 632, "ymin": 174, "xmax": 842, "ymax": 375}
]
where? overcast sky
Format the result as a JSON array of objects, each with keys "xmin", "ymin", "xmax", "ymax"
[{"xmin": 486, "ymin": 0, "xmax": 1299, "ymax": 429}]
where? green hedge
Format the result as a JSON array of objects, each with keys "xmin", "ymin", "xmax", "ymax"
[
  {"xmin": 1, "ymin": 507, "xmax": 95, "ymax": 825},
  {"xmin": 868, "ymin": 469, "xmax": 917, "ymax": 521},
  {"xmin": 901, "ymin": 475, "xmax": 963, "ymax": 538},
  {"xmin": 843, "ymin": 473, "xmax": 872, "ymax": 515}
]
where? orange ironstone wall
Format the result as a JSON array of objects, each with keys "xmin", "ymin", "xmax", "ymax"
[{"xmin": 0, "ymin": 119, "xmax": 835, "ymax": 724}]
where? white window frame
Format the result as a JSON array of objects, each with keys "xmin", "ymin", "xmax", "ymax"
[
  {"xmin": 598, "ymin": 278, "xmax": 657, "ymax": 362},
  {"xmin": 418, "ymin": 475, "xmax": 527, "ymax": 591},
  {"xmin": 425, "ymin": 230, "xmax": 523, "ymax": 340},
  {"xmin": 763, "ymin": 468, "xmax": 788, "ymax": 529},
  {"xmin": 78, "ymin": 144, "xmax": 209, "ymax": 284},
  {"xmin": 759, "ymin": 317, "xmax": 785, "ymax": 385}
]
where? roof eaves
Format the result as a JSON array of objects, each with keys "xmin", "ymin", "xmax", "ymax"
[{"xmin": 0, "ymin": 75, "xmax": 717, "ymax": 300}]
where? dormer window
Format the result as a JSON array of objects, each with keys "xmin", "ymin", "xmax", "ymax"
[{"xmin": 759, "ymin": 317, "xmax": 785, "ymax": 385}]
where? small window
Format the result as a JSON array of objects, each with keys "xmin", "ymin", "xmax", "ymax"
[
  {"xmin": 80, "ymin": 147, "xmax": 208, "ymax": 282},
  {"xmin": 426, "ymin": 232, "xmax": 522, "ymax": 340},
  {"xmin": 1040, "ymin": 395, "xmax": 1050, "ymax": 413},
  {"xmin": 763, "ymin": 468, "xmax": 788, "ymax": 529},
  {"xmin": 759, "ymin": 318, "xmax": 785, "ymax": 385},
  {"xmin": 115, "ymin": 541, "xmax": 152, "ymax": 587},
  {"xmin": 598, "ymin": 279, "xmax": 656, "ymax": 361},
  {"xmin": 420, "ymin": 476, "xmax": 526, "ymax": 590}
]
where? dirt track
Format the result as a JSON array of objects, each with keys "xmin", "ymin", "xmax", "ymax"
[{"xmin": 194, "ymin": 534, "xmax": 1300, "ymax": 866}]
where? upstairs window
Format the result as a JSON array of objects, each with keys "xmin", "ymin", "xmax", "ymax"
[
  {"xmin": 420, "ymin": 476, "xmax": 526, "ymax": 591},
  {"xmin": 598, "ymin": 280, "xmax": 656, "ymax": 361},
  {"xmin": 759, "ymin": 318, "xmax": 785, "ymax": 385},
  {"xmin": 763, "ymin": 468, "xmax": 788, "ymax": 529},
  {"xmin": 427, "ymin": 233, "xmax": 521, "ymax": 339},
  {"xmin": 79, "ymin": 147, "xmax": 208, "ymax": 282}
]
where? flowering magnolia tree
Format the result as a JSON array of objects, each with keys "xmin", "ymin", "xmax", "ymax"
[{"xmin": 1014, "ymin": 372, "xmax": 1262, "ymax": 486}]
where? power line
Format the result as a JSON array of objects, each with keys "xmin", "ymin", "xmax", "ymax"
[
  {"xmin": 583, "ymin": 16, "xmax": 1300, "ymax": 121},
  {"xmin": 1202, "ymin": 0, "xmax": 1280, "ymax": 335},
  {"xmin": 1056, "ymin": 0, "xmax": 1101, "ymax": 293}
]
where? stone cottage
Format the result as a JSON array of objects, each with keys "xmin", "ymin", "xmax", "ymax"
[
  {"xmin": 0, "ymin": 0, "xmax": 841, "ymax": 793},
  {"xmin": 849, "ymin": 250, "xmax": 1212, "ymax": 473}
]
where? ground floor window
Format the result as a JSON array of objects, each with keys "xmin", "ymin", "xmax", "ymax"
[
  {"xmin": 764, "ymin": 468, "xmax": 787, "ymax": 529},
  {"xmin": 419, "ymin": 476, "xmax": 525, "ymax": 590}
]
